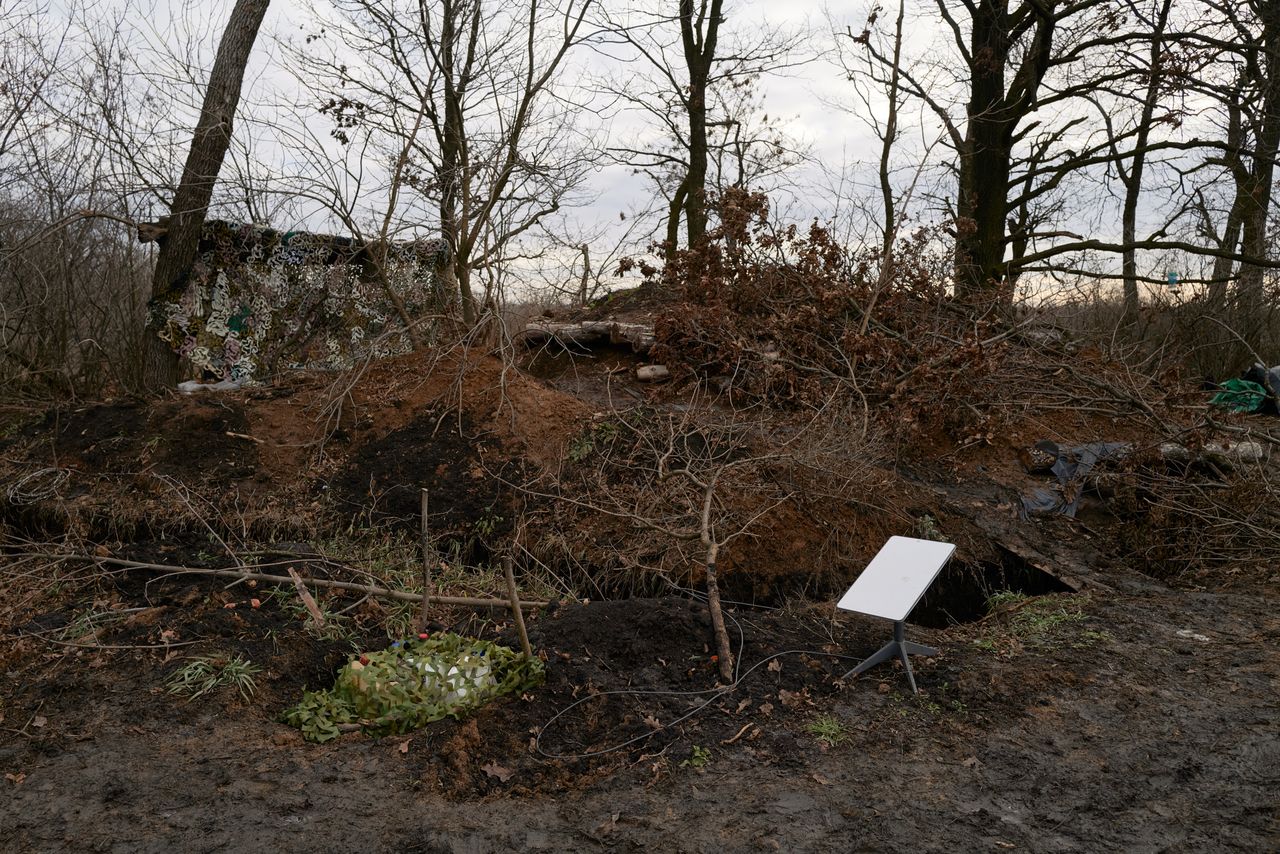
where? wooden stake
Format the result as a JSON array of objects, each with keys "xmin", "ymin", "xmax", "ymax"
[
  {"xmin": 503, "ymin": 554, "xmax": 534, "ymax": 659},
  {"xmin": 417, "ymin": 488, "xmax": 433, "ymax": 632},
  {"xmin": 286, "ymin": 566, "xmax": 326, "ymax": 628}
]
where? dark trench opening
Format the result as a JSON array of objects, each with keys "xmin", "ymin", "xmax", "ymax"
[{"xmin": 909, "ymin": 547, "xmax": 1076, "ymax": 628}]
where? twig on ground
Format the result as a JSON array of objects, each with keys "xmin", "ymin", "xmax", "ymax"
[
  {"xmin": 503, "ymin": 553, "xmax": 534, "ymax": 659},
  {"xmin": 16, "ymin": 553, "xmax": 548, "ymax": 610},
  {"xmin": 287, "ymin": 566, "xmax": 327, "ymax": 627}
]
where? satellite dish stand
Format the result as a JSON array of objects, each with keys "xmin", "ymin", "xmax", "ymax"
[
  {"xmin": 843, "ymin": 620, "xmax": 939, "ymax": 694},
  {"xmin": 836, "ymin": 536, "xmax": 956, "ymax": 695}
]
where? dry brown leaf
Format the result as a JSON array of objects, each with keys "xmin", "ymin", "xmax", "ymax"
[
  {"xmin": 778, "ymin": 689, "xmax": 810, "ymax": 709},
  {"xmin": 4, "ymin": 773, "xmax": 25, "ymax": 786},
  {"xmin": 398, "ymin": 740, "xmax": 410, "ymax": 755},
  {"xmin": 481, "ymin": 762, "xmax": 514, "ymax": 782},
  {"xmin": 31, "ymin": 716, "xmax": 47, "ymax": 729},
  {"xmin": 767, "ymin": 659, "xmax": 782, "ymax": 673},
  {"xmin": 758, "ymin": 702, "xmax": 774, "ymax": 717}
]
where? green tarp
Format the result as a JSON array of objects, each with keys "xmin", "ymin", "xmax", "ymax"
[{"xmin": 1210, "ymin": 378, "xmax": 1268, "ymax": 414}]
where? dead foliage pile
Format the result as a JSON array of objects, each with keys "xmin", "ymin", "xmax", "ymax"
[
  {"xmin": 635, "ymin": 191, "xmax": 1007, "ymax": 445},
  {"xmin": 521, "ymin": 392, "xmax": 907, "ymax": 599},
  {"xmin": 617, "ymin": 191, "xmax": 1280, "ymax": 591}
]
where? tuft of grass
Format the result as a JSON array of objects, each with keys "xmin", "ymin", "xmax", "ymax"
[
  {"xmin": 1009, "ymin": 605, "xmax": 1087, "ymax": 636},
  {"xmin": 985, "ymin": 590, "xmax": 1030, "ymax": 611},
  {"xmin": 806, "ymin": 713, "xmax": 850, "ymax": 747},
  {"xmin": 167, "ymin": 654, "xmax": 262, "ymax": 702},
  {"xmin": 315, "ymin": 530, "xmax": 561, "ymax": 640},
  {"xmin": 974, "ymin": 592, "xmax": 1101, "ymax": 654},
  {"xmin": 914, "ymin": 514, "xmax": 944, "ymax": 542}
]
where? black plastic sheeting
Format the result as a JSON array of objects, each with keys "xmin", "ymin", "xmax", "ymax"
[
  {"xmin": 1242, "ymin": 363, "xmax": 1280, "ymax": 415},
  {"xmin": 1020, "ymin": 441, "xmax": 1131, "ymax": 518}
]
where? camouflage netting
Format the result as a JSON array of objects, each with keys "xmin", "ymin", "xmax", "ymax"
[
  {"xmin": 144, "ymin": 220, "xmax": 450, "ymax": 381},
  {"xmin": 282, "ymin": 634, "xmax": 545, "ymax": 743}
]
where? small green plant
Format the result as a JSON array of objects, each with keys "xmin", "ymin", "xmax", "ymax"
[
  {"xmin": 985, "ymin": 590, "xmax": 1030, "ymax": 611},
  {"xmin": 806, "ymin": 714, "xmax": 850, "ymax": 747},
  {"xmin": 567, "ymin": 434, "xmax": 594, "ymax": 463},
  {"xmin": 473, "ymin": 508, "xmax": 504, "ymax": 540},
  {"xmin": 914, "ymin": 514, "xmax": 944, "ymax": 541},
  {"xmin": 57, "ymin": 608, "xmax": 132, "ymax": 642},
  {"xmin": 974, "ymin": 592, "xmax": 1093, "ymax": 655},
  {"xmin": 567, "ymin": 421, "xmax": 619, "ymax": 463},
  {"xmin": 1010, "ymin": 605, "xmax": 1086, "ymax": 636},
  {"xmin": 681, "ymin": 745, "xmax": 712, "ymax": 769},
  {"xmin": 1074, "ymin": 629, "xmax": 1112, "ymax": 648},
  {"xmin": 167, "ymin": 654, "xmax": 262, "ymax": 701}
]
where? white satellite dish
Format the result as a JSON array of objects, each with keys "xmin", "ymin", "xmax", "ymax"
[{"xmin": 837, "ymin": 536, "xmax": 955, "ymax": 693}]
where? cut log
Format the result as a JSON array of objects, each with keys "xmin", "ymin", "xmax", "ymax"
[
  {"xmin": 521, "ymin": 320, "xmax": 655, "ymax": 353},
  {"xmin": 636, "ymin": 364, "xmax": 670, "ymax": 382}
]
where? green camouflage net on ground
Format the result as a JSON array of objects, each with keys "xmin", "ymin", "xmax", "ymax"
[{"xmin": 282, "ymin": 634, "xmax": 544, "ymax": 743}]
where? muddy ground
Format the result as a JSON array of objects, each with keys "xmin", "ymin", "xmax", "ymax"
[{"xmin": 1, "ymin": 576, "xmax": 1276, "ymax": 852}]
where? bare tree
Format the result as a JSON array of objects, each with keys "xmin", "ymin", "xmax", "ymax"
[
  {"xmin": 850, "ymin": 1, "xmax": 1260, "ymax": 300},
  {"xmin": 528, "ymin": 388, "xmax": 877, "ymax": 683},
  {"xmin": 1117, "ymin": 0, "xmax": 1176, "ymax": 322},
  {"xmin": 144, "ymin": 0, "xmax": 271, "ymax": 390},
  {"xmin": 289, "ymin": 0, "xmax": 598, "ymax": 327},
  {"xmin": 597, "ymin": 1, "xmax": 807, "ymax": 258},
  {"xmin": 1192, "ymin": 0, "xmax": 1280, "ymax": 304}
]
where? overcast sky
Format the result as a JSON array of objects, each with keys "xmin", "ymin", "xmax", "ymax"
[
  {"xmin": 75, "ymin": 0, "xmax": 1195, "ymax": 298},
  {"xmin": 145, "ymin": 0, "xmax": 905, "ymax": 240}
]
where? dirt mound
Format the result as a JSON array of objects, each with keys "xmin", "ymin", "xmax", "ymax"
[
  {"xmin": 39, "ymin": 399, "xmax": 257, "ymax": 485},
  {"xmin": 330, "ymin": 411, "xmax": 521, "ymax": 541},
  {"xmin": 337, "ymin": 346, "xmax": 591, "ymax": 472},
  {"xmin": 0, "ymin": 346, "xmax": 590, "ymax": 545}
]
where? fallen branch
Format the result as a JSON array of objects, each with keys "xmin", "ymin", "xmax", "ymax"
[
  {"xmin": 521, "ymin": 319, "xmax": 655, "ymax": 352},
  {"xmin": 21, "ymin": 554, "xmax": 548, "ymax": 610},
  {"xmin": 503, "ymin": 553, "xmax": 534, "ymax": 659}
]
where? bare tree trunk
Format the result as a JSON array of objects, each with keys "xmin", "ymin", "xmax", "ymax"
[
  {"xmin": 679, "ymin": 0, "xmax": 722, "ymax": 249},
  {"xmin": 1210, "ymin": 85, "xmax": 1250, "ymax": 304},
  {"xmin": 438, "ymin": 0, "xmax": 479, "ymax": 326},
  {"xmin": 703, "ymin": 543, "xmax": 733, "ymax": 682},
  {"xmin": 578, "ymin": 243, "xmax": 590, "ymax": 305},
  {"xmin": 664, "ymin": 176, "xmax": 690, "ymax": 261},
  {"xmin": 1121, "ymin": 0, "xmax": 1173, "ymax": 324},
  {"xmin": 878, "ymin": 0, "xmax": 906, "ymax": 260},
  {"xmin": 142, "ymin": 0, "xmax": 270, "ymax": 392},
  {"xmin": 1239, "ymin": 4, "xmax": 1280, "ymax": 304},
  {"xmin": 953, "ymin": 0, "xmax": 1054, "ymax": 299}
]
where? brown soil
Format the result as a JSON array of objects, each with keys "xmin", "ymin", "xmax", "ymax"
[{"xmin": 2, "ymin": 332, "xmax": 1279, "ymax": 851}]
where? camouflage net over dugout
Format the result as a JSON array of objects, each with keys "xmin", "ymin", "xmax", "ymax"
[{"xmin": 140, "ymin": 220, "xmax": 450, "ymax": 381}]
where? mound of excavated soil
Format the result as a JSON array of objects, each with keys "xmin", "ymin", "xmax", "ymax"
[{"xmin": 0, "ymin": 347, "xmax": 591, "ymax": 544}]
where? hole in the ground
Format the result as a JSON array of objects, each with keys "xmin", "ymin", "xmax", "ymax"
[
  {"xmin": 522, "ymin": 342, "xmax": 644, "ymax": 381},
  {"xmin": 910, "ymin": 547, "xmax": 1075, "ymax": 628}
]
